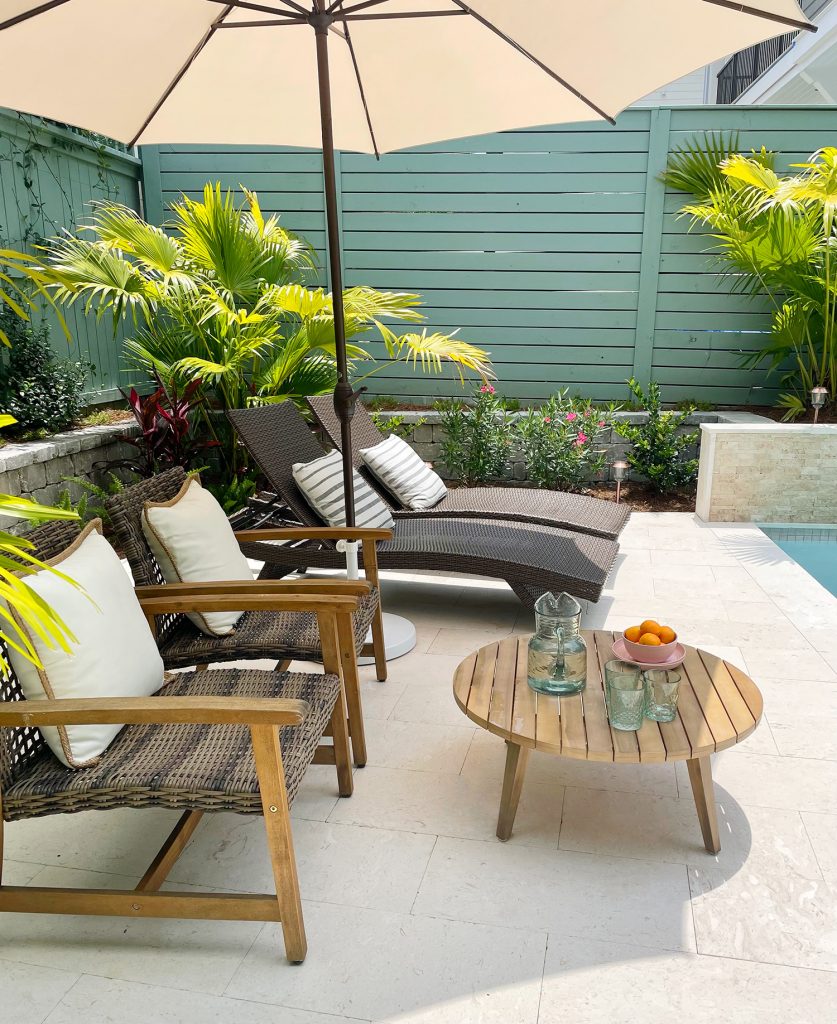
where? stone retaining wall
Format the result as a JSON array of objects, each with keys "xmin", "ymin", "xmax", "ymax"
[
  {"xmin": 0, "ymin": 422, "xmax": 139, "ymax": 529},
  {"xmin": 696, "ymin": 423, "xmax": 837, "ymax": 523}
]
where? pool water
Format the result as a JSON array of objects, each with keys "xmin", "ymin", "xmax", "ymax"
[{"xmin": 760, "ymin": 525, "xmax": 837, "ymax": 598}]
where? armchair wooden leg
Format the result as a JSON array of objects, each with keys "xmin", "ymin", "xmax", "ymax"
[
  {"xmin": 136, "ymin": 810, "xmax": 204, "ymax": 892},
  {"xmin": 317, "ymin": 613, "xmax": 354, "ymax": 797},
  {"xmin": 362, "ymin": 539, "xmax": 387, "ymax": 683},
  {"xmin": 251, "ymin": 724, "xmax": 307, "ymax": 964},
  {"xmin": 337, "ymin": 613, "xmax": 367, "ymax": 768}
]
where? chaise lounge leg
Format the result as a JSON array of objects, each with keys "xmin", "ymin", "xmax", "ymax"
[{"xmin": 251, "ymin": 724, "xmax": 307, "ymax": 964}]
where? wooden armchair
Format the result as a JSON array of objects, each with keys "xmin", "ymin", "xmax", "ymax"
[
  {"xmin": 99, "ymin": 468, "xmax": 391, "ymax": 769},
  {"xmin": 0, "ymin": 579, "xmax": 363, "ymax": 963}
]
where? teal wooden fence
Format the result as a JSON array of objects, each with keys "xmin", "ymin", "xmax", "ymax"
[
  {"xmin": 0, "ymin": 109, "xmax": 143, "ymax": 401},
  {"xmin": 142, "ymin": 105, "xmax": 833, "ymax": 405}
]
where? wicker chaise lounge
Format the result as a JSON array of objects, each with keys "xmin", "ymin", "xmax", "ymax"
[
  {"xmin": 227, "ymin": 404, "xmax": 620, "ymax": 606},
  {"xmin": 307, "ymin": 396, "xmax": 630, "ymax": 540},
  {"xmin": 0, "ymin": 520, "xmax": 363, "ymax": 963}
]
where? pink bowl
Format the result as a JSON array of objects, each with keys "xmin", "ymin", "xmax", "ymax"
[{"xmin": 620, "ymin": 632, "xmax": 679, "ymax": 665}]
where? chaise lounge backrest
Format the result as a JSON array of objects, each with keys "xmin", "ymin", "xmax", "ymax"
[{"xmin": 227, "ymin": 404, "xmax": 336, "ymax": 531}]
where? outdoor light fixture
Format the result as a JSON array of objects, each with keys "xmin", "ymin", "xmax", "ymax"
[
  {"xmin": 612, "ymin": 460, "xmax": 628, "ymax": 504},
  {"xmin": 811, "ymin": 386, "xmax": 828, "ymax": 422}
]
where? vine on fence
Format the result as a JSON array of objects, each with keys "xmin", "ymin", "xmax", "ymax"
[{"xmin": 0, "ymin": 113, "xmax": 126, "ymax": 250}]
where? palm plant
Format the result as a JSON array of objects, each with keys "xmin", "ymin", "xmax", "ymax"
[
  {"xmin": 0, "ymin": 413, "xmax": 81, "ymax": 674},
  {"xmin": 37, "ymin": 185, "xmax": 492, "ymax": 471},
  {"xmin": 663, "ymin": 136, "xmax": 837, "ymax": 418},
  {"xmin": 0, "ymin": 248, "xmax": 70, "ymax": 347}
]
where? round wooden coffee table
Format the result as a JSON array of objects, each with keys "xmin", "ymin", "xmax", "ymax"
[{"xmin": 452, "ymin": 630, "xmax": 763, "ymax": 852}]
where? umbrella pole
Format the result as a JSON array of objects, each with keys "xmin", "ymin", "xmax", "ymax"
[{"xmin": 314, "ymin": 15, "xmax": 360, "ymax": 551}]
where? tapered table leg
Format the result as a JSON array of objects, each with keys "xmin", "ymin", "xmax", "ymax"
[
  {"xmin": 687, "ymin": 755, "xmax": 721, "ymax": 854},
  {"xmin": 496, "ymin": 741, "xmax": 530, "ymax": 842}
]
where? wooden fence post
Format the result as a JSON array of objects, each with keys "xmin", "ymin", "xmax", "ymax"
[
  {"xmin": 632, "ymin": 106, "xmax": 671, "ymax": 388},
  {"xmin": 139, "ymin": 145, "xmax": 166, "ymax": 226}
]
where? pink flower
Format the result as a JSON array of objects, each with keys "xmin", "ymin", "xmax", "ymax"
[
  {"xmin": 597, "ymin": 420, "xmax": 606, "ymax": 428},
  {"xmin": 479, "ymin": 384, "xmax": 495, "ymax": 394},
  {"xmin": 584, "ymin": 409, "xmax": 592, "ymax": 417},
  {"xmin": 565, "ymin": 412, "xmax": 577, "ymax": 422},
  {"xmin": 543, "ymin": 416, "xmax": 551, "ymax": 423},
  {"xmin": 576, "ymin": 431, "xmax": 588, "ymax": 444}
]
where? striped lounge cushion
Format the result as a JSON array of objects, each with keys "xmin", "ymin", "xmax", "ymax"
[
  {"xmin": 293, "ymin": 448, "xmax": 394, "ymax": 528},
  {"xmin": 360, "ymin": 433, "xmax": 448, "ymax": 511}
]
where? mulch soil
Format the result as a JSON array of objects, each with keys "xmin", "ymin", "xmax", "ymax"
[{"xmin": 586, "ymin": 482, "xmax": 697, "ymax": 513}]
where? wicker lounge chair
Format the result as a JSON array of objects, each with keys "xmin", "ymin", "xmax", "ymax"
[
  {"xmin": 227, "ymin": 404, "xmax": 620, "ymax": 606},
  {"xmin": 307, "ymin": 396, "xmax": 630, "ymax": 540},
  {"xmin": 105, "ymin": 471, "xmax": 391, "ymax": 770},
  {"xmin": 0, "ymin": 519, "xmax": 362, "ymax": 963}
]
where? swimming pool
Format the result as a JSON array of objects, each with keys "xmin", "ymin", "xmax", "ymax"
[{"xmin": 760, "ymin": 525, "xmax": 837, "ymax": 598}]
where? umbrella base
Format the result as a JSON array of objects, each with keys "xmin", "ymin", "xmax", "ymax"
[{"xmin": 359, "ymin": 612, "xmax": 416, "ymax": 665}]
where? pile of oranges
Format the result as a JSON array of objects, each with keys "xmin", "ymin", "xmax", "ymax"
[{"xmin": 624, "ymin": 620, "xmax": 677, "ymax": 647}]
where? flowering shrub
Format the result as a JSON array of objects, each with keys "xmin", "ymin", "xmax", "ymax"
[
  {"xmin": 615, "ymin": 379, "xmax": 699, "ymax": 494},
  {"xmin": 435, "ymin": 384, "xmax": 511, "ymax": 484},
  {"xmin": 515, "ymin": 390, "xmax": 618, "ymax": 492}
]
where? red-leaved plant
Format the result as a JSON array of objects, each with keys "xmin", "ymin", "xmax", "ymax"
[{"xmin": 120, "ymin": 373, "xmax": 216, "ymax": 477}]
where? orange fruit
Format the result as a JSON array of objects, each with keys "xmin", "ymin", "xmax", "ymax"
[
  {"xmin": 624, "ymin": 625, "xmax": 642, "ymax": 643},
  {"xmin": 638, "ymin": 633, "xmax": 663, "ymax": 646},
  {"xmin": 639, "ymin": 620, "xmax": 662, "ymax": 637},
  {"xmin": 658, "ymin": 625, "xmax": 677, "ymax": 645}
]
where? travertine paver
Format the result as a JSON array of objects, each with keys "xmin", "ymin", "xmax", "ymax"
[{"xmin": 2, "ymin": 512, "xmax": 836, "ymax": 1023}]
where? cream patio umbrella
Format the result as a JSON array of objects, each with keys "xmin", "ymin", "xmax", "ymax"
[{"xmin": 0, "ymin": 0, "xmax": 815, "ymax": 529}]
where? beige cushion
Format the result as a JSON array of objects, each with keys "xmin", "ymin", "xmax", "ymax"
[
  {"xmin": 5, "ymin": 521, "xmax": 165, "ymax": 768},
  {"xmin": 141, "ymin": 476, "xmax": 254, "ymax": 637}
]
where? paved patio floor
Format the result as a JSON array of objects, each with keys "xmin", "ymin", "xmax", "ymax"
[{"xmin": 3, "ymin": 512, "xmax": 836, "ymax": 1023}]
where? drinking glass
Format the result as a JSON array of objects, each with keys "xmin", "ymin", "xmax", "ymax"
[
  {"xmin": 604, "ymin": 660, "xmax": 645, "ymax": 731},
  {"xmin": 644, "ymin": 669, "xmax": 682, "ymax": 722}
]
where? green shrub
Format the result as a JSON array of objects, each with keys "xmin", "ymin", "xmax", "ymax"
[
  {"xmin": 615, "ymin": 379, "xmax": 699, "ymax": 494},
  {"xmin": 370, "ymin": 411, "xmax": 427, "ymax": 440},
  {"xmin": 435, "ymin": 384, "xmax": 510, "ymax": 484},
  {"xmin": 516, "ymin": 390, "xmax": 618, "ymax": 492},
  {"xmin": 0, "ymin": 310, "xmax": 90, "ymax": 436}
]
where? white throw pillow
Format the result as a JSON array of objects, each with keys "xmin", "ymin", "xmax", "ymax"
[
  {"xmin": 5, "ymin": 521, "xmax": 165, "ymax": 768},
  {"xmin": 360, "ymin": 433, "xmax": 448, "ymax": 511},
  {"xmin": 292, "ymin": 448, "xmax": 394, "ymax": 529},
  {"xmin": 141, "ymin": 476, "xmax": 254, "ymax": 637}
]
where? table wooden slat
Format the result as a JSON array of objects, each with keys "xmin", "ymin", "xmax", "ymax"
[
  {"xmin": 467, "ymin": 643, "xmax": 499, "ymax": 724},
  {"xmin": 488, "ymin": 637, "xmax": 519, "ymax": 734},
  {"xmin": 698, "ymin": 650, "xmax": 755, "ymax": 741},
  {"xmin": 681, "ymin": 648, "xmax": 737, "ymax": 752},
  {"xmin": 725, "ymin": 660, "xmax": 764, "ymax": 724},
  {"xmin": 658, "ymin": 712, "xmax": 692, "ymax": 760},
  {"xmin": 510, "ymin": 637, "xmax": 537, "ymax": 747},
  {"xmin": 535, "ymin": 692, "xmax": 563, "ymax": 756},
  {"xmin": 452, "ymin": 651, "xmax": 477, "ymax": 713},
  {"xmin": 581, "ymin": 635, "xmax": 614, "ymax": 762},
  {"xmin": 593, "ymin": 630, "xmax": 639, "ymax": 763}
]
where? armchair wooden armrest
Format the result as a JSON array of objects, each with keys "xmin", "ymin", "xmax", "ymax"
[
  {"xmin": 136, "ymin": 590, "xmax": 360, "ymax": 618},
  {"xmin": 0, "ymin": 695, "xmax": 309, "ymax": 729},
  {"xmin": 234, "ymin": 527, "xmax": 392, "ymax": 543},
  {"xmin": 134, "ymin": 579, "xmax": 371, "ymax": 601}
]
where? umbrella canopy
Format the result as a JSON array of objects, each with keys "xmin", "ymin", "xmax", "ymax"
[
  {"xmin": 0, "ymin": 0, "xmax": 814, "ymax": 527},
  {"xmin": 0, "ymin": 1, "xmax": 814, "ymax": 153}
]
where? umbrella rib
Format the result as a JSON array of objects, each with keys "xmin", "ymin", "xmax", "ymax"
[
  {"xmin": 450, "ymin": 1, "xmax": 615, "ymax": 125},
  {"xmin": 0, "ymin": 0, "xmax": 72, "ymax": 32},
  {"xmin": 699, "ymin": 0, "xmax": 816, "ymax": 33},
  {"xmin": 334, "ymin": 3, "xmax": 380, "ymax": 158},
  {"xmin": 129, "ymin": 4, "xmax": 237, "ymax": 148},
  {"xmin": 205, "ymin": 0, "xmax": 308, "ymax": 16}
]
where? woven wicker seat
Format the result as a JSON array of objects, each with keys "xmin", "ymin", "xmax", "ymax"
[
  {"xmin": 307, "ymin": 395, "xmax": 630, "ymax": 540},
  {"xmin": 104, "ymin": 469, "xmax": 387, "ymax": 766},
  {"xmin": 228, "ymin": 403, "xmax": 620, "ymax": 606},
  {"xmin": 3, "ymin": 668, "xmax": 339, "ymax": 820},
  {"xmin": 0, "ymin": 526, "xmax": 364, "ymax": 963}
]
